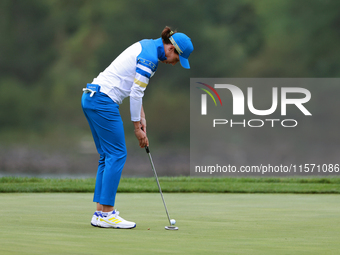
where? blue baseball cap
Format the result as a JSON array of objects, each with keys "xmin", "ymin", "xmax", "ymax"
[{"xmin": 169, "ymin": 33, "xmax": 194, "ymax": 69}]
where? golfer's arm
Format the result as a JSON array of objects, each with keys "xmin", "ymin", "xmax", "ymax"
[
  {"xmin": 133, "ymin": 121, "xmax": 140, "ymax": 130},
  {"xmin": 141, "ymin": 105, "xmax": 145, "ymax": 119},
  {"xmin": 133, "ymin": 105, "xmax": 145, "ymax": 130}
]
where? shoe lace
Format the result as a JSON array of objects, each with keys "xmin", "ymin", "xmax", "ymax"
[{"xmin": 113, "ymin": 210, "xmax": 125, "ymax": 221}]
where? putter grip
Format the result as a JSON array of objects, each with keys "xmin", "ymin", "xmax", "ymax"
[{"xmin": 145, "ymin": 146, "xmax": 150, "ymax": 153}]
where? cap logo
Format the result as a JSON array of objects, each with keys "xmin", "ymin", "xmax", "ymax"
[{"xmin": 169, "ymin": 36, "xmax": 183, "ymax": 55}]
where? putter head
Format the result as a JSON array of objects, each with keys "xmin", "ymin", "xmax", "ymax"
[{"xmin": 165, "ymin": 226, "xmax": 178, "ymax": 230}]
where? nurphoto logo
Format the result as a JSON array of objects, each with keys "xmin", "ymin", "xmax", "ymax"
[
  {"xmin": 197, "ymin": 82, "xmax": 312, "ymax": 128},
  {"xmin": 190, "ymin": 78, "xmax": 339, "ymax": 177}
]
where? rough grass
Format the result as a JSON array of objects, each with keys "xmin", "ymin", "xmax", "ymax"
[{"xmin": 1, "ymin": 176, "xmax": 340, "ymax": 193}]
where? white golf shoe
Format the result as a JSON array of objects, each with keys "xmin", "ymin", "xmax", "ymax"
[
  {"xmin": 91, "ymin": 211, "xmax": 102, "ymax": 227},
  {"xmin": 97, "ymin": 210, "xmax": 136, "ymax": 229}
]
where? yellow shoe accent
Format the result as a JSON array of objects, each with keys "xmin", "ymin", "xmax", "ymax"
[{"xmin": 98, "ymin": 210, "xmax": 136, "ymax": 229}]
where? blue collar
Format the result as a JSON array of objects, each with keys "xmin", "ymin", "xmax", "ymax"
[{"xmin": 154, "ymin": 38, "xmax": 166, "ymax": 61}]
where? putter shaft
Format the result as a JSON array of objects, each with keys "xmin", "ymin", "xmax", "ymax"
[{"xmin": 145, "ymin": 146, "xmax": 171, "ymax": 225}]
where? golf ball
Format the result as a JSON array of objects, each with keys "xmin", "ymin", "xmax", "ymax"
[{"xmin": 170, "ymin": 219, "xmax": 176, "ymax": 225}]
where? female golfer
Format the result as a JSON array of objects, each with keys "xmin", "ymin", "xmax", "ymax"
[{"xmin": 82, "ymin": 26, "xmax": 193, "ymax": 229}]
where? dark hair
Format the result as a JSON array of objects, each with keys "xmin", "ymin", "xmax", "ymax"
[{"xmin": 161, "ymin": 26, "xmax": 179, "ymax": 54}]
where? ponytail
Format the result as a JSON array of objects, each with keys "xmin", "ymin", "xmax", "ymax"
[{"xmin": 161, "ymin": 26, "xmax": 177, "ymax": 44}]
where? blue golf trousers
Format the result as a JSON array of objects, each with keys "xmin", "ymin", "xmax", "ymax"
[{"xmin": 81, "ymin": 84, "xmax": 127, "ymax": 206}]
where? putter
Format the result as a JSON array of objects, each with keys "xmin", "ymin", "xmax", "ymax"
[{"xmin": 145, "ymin": 146, "xmax": 178, "ymax": 230}]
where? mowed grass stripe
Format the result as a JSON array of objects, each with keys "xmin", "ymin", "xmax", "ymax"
[{"xmin": 0, "ymin": 176, "xmax": 340, "ymax": 193}]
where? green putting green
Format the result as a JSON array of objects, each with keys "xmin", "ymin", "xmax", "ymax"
[{"xmin": 0, "ymin": 193, "xmax": 339, "ymax": 254}]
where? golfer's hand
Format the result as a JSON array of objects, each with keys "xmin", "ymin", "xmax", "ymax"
[
  {"xmin": 133, "ymin": 121, "xmax": 149, "ymax": 148},
  {"xmin": 134, "ymin": 129, "xmax": 149, "ymax": 148},
  {"xmin": 140, "ymin": 117, "xmax": 147, "ymax": 133}
]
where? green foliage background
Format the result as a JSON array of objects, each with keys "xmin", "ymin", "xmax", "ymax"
[{"xmin": 1, "ymin": 0, "xmax": 339, "ymax": 175}]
